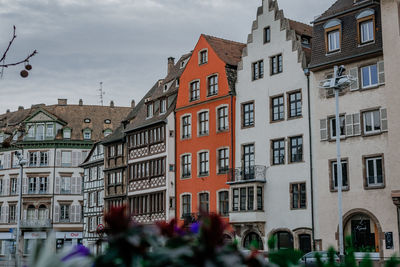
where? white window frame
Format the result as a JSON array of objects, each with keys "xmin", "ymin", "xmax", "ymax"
[
  {"xmin": 160, "ymin": 99, "xmax": 167, "ymax": 114},
  {"xmin": 83, "ymin": 129, "xmax": 91, "ymax": 140},
  {"xmin": 197, "ymin": 150, "xmax": 209, "ymax": 177},
  {"xmin": 181, "ymin": 114, "xmax": 192, "ymax": 139},
  {"xmin": 63, "ymin": 128, "xmax": 71, "ymax": 139},
  {"xmin": 198, "ymin": 48, "xmax": 208, "ymax": 65},
  {"xmin": 46, "ymin": 123, "xmax": 54, "ymax": 137},
  {"xmin": 363, "ymin": 110, "xmax": 381, "ymax": 134},
  {"xmin": 61, "ymin": 151, "xmax": 72, "ymax": 167},
  {"xmin": 329, "ymin": 115, "xmax": 345, "ymax": 139},
  {"xmin": 197, "ymin": 110, "xmax": 209, "ymax": 136},
  {"xmin": 361, "ymin": 64, "xmax": 378, "ymax": 89},
  {"xmin": 366, "ymin": 156, "xmax": 384, "ymax": 187},
  {"xmin": 180, "ymin": 153, "xmax": 192, "ymax": 179},
  {"xmin": 216, "ymin": 105, "xmax": 229, "ymax": 131},
  {"xmin": 360, "ymin": 19, "xmax": 374, "ymax": 43},
  {"xmin": 146, "ymin": 103, "xmax": 153, "ymax": 119},
  {"xmin": 328, "ymin": 30, "xmax": 340, "ymax": 52}
]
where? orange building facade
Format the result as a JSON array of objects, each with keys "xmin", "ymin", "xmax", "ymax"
[{"xmin": 175, "ymin": 34, "xmax": 244, "ymax": 226}]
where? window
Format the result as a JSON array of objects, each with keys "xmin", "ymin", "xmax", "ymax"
[
  {"xmin": 218, "ymin": 148, "xmax": 229, "ymax": 173},
  {"xmin": 199, "ymin": 151, "xmax": 209, "ymax": 176},
  {"xmin": 363, "ymin": 110, "xmax": 381, "ymax": 134},
  {"xmin": 244, "ymin": 232, "xmax": 263, "ymax": 250},
  {"xmin": 327, "ymin": 29, "xmax": 340, "ymax": 52},
  {"xmin": 257, "ymin": 186, "xmax": 263, "ymax": 210},
  {"xmin": 271, "ymin": 95, "xmax": 284, "ymax": 121},
  {"xmin": 181, "ymin": 154, "xmax": 191, "ymax": 178},
  {"xmin": 27, "ymin": 205, "xmax": 35, "ymax": 221},
  {"xmin": 208, "ymin": 75, "xmax": 218, "ymax": 96},
  {"xmin": 360, "ymin": 19, "xmax": 374, "ymax": 43},
  {"xmin": 331, "ymin": 160, "xmax": 348, "ymax": 190},
  {"xmin": 190, "ymin": 81, "xmax": 200, "ymax": 101},
  {"xmin": 218, "ymin": 191, "xmax": 229, "ymax": 216},
  {"xmin": 60, "ymin": 204, "xmax": 70, "ymax": 222},
  {"xmin": 270, "ymin": 54, "xmax": 283, "ymax": 75},
  {"xmin": 242, "ymin": 102, "xmax": 254, "ymax": 127},
  {"xmin": 365, "ymin": 156, "xmax": 384, "ymax": 187},
  {"xmin": 9, "ymin": 205, "xmax": 16, "ymax": 222},
  {"xmin": 198, "ymin": 111, "xmax": 209, "ymax": 135},
  {"xmin": 83, "ymin": 130, "xmax": 91, "ymax": 140},
  {"xmin": 117, "ymin": 144, "xmax": 123, "ymax": 156},
  {"xmin": 291, "ymin": 183, "xmax": 306, "ymax": 209},
  {"xmin": 39, "ymin": 177, "xmax": 48, "ymax": 193},
  {"xmin": 199, "ymin": 50, "xmax": 208, "ymax": 64},
  {"xmin": 46, "ymin": 124, "xmax": 54, "ymax": 137},
  {"xmin": 272, "ymin": 139, "xmax": 285, "ymax": 165},
  {"xmin": 61, "ymin": 177, "xmax": 71, "ymax": 194},
  {"xmin": 232, "ymin": 189, "xmax": 239, "ymax": 211},
  {"xmin": 84, "ymin": 118, "xmax": 91, "ymax": 123},
  {"xmin": 40, "ymin": 151, "xmax": 48, "ymax": 166},
  {"xmin": 27, "ymin": 124, "xmax": 34, "ymax": 138},
  {"xmin": 361, "ymin": 64, "xmax": 378, "ymax": 88},
  {"xmin": 29, "ymin": 152, "xmax": 38, "ymax": 167},
  {"xmin": 181, "ymin": 115, "xmax": 191, "ymax": 139},
  {"xmin": 330, "ymin": 116, "xmax": 345, "ymax": 139},
  {"xmin": 11, "ymin": 178, "xmax": 17, "ymax": 195},
  {"xmin": 35, "ymin": 124, "xmax": 44, "ymax": 140},
  {"xmin": 264, "ymin": 27, "xmax": 271, "ymax": 43},
  {"xmin": 289, "ymin": 136, "xmax": 303, "ymax": 163},
  {"xmin": 61, "ymin": 151, "xmax": 72, "ymax": 167},
  {"xmin": 182, "ymin": 194, "xmax": 191, "ymax": 217},
  {"xmin": 288, "ymin": 91, "xmax": 302, "ymax": 118},
  {"xmin": 38, "ymin": 205, "xmax": 47, "ymax": 220},
  {"xmin": 90, "ymin": 192, "xmax": 96, "ymax": 207},
  {"xmin": 247, "ymin": 187, "xmax": 254, "ymax": 210},
  {"xmin": 240, "ymin": 188, "xmax": 246, "ymax": 211},
  {"xmin": 28, "ymin": 177, "xmax": 36, "ymax": 194},
  {"xmin": 243, "ymin": 144, "xmax": 255, "ymax": 179},
  {"xmin": 160, "ymin": 99, "xmax": 167, "ymax": 114},
  {"xmin": 104, "ymin": 119, "xmax": 111, "ymax": 124},
  {"xmin": 146, "ymin": 103, "xmax": 153, "ymax": 118},
  {"xmin": 252, "ymin": 60, "xmax": 264, "ymax": 80},
  {"xmin": 217, "ymin": 106, "xmax": 228, "ymax": 131},
  {"xmin": 63, "ymin": 128, "xmax": 71, "ymax": 139},
  {"xmin": 199, "ymin": 192, "xmax": 209, "ymax": 213},
  {"xmin": 109, "ymin": 146, "xmax": 115, "ymax": 157}
]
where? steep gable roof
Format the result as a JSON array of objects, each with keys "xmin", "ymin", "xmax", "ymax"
[
  {"xmin": 202, "ymin": 35, "xmax": 245, "ymax": 66},
  {"xmin": 288, "ymin": 19, "xmax": 312, "ymax": 37},
  {"xmin": 315, "ymin": 0, "xmax": 374, "ymax": 22}
]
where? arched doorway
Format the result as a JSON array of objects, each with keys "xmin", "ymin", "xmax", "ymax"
[
  {"xmin": 341, "ymin": 209, "xmax": 383, "ymax": 257},
  {"xmin": 275, "ymin": 231, "xmax": 294, "ymax": 249},
  {"xmin": 243, "ymin": 231, "xmax": 264, "ymax": 250}
]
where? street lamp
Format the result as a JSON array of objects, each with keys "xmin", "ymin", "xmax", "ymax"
[
  {"xmin": 14, "ymin": 150, "xmax": 26, "ymax": 267},
  {"xmin": 319, "ymin": 65, "xmax": 355, "ymax": 261}
]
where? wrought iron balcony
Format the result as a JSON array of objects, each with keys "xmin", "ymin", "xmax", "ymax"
[
  {"xmin": 21, "ymin": 219, "xmax": 52, "ymax": 228},
  {"xmin": 227, "ymin": 165, "xmax": 267, "ymax": 184}
]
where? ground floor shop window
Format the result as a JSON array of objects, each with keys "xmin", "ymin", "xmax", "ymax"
[{"xmin": 56, "ymin": 238, "xmax": 83, "ymax": 251}]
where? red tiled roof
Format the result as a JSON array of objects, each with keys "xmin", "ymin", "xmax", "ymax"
[
  {"xmin": 289, "ymin": 19, "xmax": 312, "ymax": 37},
  {"xmin": 202, "ymin": 34, "xmax": 245, "ymax": 66}
]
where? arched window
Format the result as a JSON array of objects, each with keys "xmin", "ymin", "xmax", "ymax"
[
  {"xmin": 27, "ymin": 205, "xmax": 35, "ymax": 220},
  {"xmin": 38, "ymin": 205, "xmax": 47, "ymax": 220},
  {"xmin": 275, "ymin": 231, "xmax": 293, "ymax": 249},
  {"xmin": 243, "ymin": 232, "xmax": 263, "ymax": 250}
]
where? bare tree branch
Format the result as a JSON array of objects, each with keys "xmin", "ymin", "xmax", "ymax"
[
  {"xmin": 0, "ymin": 25, "xmax": 16, "ymax": 63},
  {"xmin": 0, "ymin": 50, "xmax": 37, "ymax": 68}
]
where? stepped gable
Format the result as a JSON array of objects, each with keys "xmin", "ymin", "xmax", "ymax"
[{"xmin": 239, "ymin": 0, "xmax": 311, "ymax": 69}]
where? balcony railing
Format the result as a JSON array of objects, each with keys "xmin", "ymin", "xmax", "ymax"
[
  {"xmin": 227, "ymin": 165, "xmax": 267, "ymax": 184},
  {"xmin": 21, "ymin": 219, "xmax": 52, "ymax": 228}
]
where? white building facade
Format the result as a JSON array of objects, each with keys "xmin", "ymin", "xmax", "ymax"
[{"xmin": 233, "ymin": 0, "xmax": 314, "ymax": 252}]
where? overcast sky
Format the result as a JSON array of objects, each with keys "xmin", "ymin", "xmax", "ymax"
[{"xmin": 0, "ymin": 0, "xmax": 335, "ymax": 112}]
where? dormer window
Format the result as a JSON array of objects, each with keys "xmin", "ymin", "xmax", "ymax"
[
  {"xmin": 84, "ymin": 118, "xmax": 91, "ymax": 123},
  {"xmin": 36, "ymin": 124, "xmax": 45, "ymax": 140},
  {"xmin": 324, "ymin": 19, "xmax": 341, "ymax": 53},
  {"xmin": 83, "ymin": 129, "xmax": 92, "ymax": 140},
  {"xmin": 180, "ymin": 61, "xmax": 185, "ymax": 68},
  {"xmin": 27, "ymin": 124, "xmax": 34, "ymax": 138},
  {"xmin": 356, "ymin": 9, "xmax": 375, "ymax": 45},
  {"xmin": 176, "ymin": 78, "xmax": 180, "ymax": 87},
  {"xmin": 164, "ymin": 84, "xmax": 168, "ymax": 92},
  {"xmin": 104, "ymin": 119, "xmax": 111, "ymax": 124},
  {"xmin": 199, "ymin": 49, "xmax": 208, "ymax": 65},
  {"xmin": 160, "ymin": 99, "xmax": 167, "ymax": 114},
  {"xmin": 146, "ymin": 103, "xmax": 153, "ymax": 118},
  {"xmin": 63, "ymin": 128, "xmax": 71, "ymax": 139}
]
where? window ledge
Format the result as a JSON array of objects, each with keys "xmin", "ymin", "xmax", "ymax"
[
  {"xmin": 181, "ymin": 176, "xmax": 191, "ymax": 180},
  {"xmin": 216, "ymin": 129, "xmax": 229, "ymax": 133},
  {"xmin": 288, "ymin": 160, "xmax": 305, "ymax": 165},
  {"xmin": 364, "ymin": 184, "xmax": 385, "ymax": 190},
  {"xmin": 241, "ymin": 124, "xmax": 255, "ymax": 130},
  {"xmin": 325, "ymin": 49, "xmax": 341, "ymax": 56},
  {"xmin": 270, "ymin": 119, "xmax": 285, "ymax": 124},
  {"xmin": 198, "ymin": 133, "xmax": 209, "ymax": 137},
  {"xmin": 287, "ymin": 115, "xmax": 303, "ymax": 121},
  {"xmin": 330, "ymin": 187, "xmax": 350, "ymax": 192},
  {"xmin": 198, "ymin": 173, "xmax": 209, "ymax": 178}
]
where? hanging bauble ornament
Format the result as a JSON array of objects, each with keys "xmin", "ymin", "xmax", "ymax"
[{"xmin": 25, "ymin": 64, "xmax": 32, "ymax": 70}]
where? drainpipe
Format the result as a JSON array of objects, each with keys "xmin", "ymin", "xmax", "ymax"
[
  {"xmin": 305, "ymin": 68, "xmax": 316, "ymax": 251},
  {"xmin": 230, "ymin": 90, "xmax": 234, "ymax": 179},
  {"xmin": 174, "ymin": 110, "xmax": 178, "ymax": 221}
]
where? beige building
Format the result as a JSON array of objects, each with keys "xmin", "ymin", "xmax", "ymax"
[
  {"xmin": 309, "ymin": 0, "xmax": 397, "ymax": 260},
  {"xmin": 381, "ymin": 0, "xmax": 400, "ymax": 248}
]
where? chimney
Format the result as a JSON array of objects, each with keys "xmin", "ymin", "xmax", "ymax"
[
  {"xmin": 110, "ymin": 100, "xmax": 114, "ymax": 108},
  {"xmin": 6, "ymin": 109, "xmax": 10, "ymax": 113},
  {"xmin": 79, "ymin": 99, "xmax": 83, "ymax": 106},
  {"xmin": 167, "ymin": 57, "xmax": 175, "ymax": 75},
  {"xmin": 18, "ymin": 106, "xmax": 24, "ymax": 110},
  {"xmin": 131, "ymin": 99, "xmax": 135, "ymax": 108},
  {"xmin": 58, "ymin": 99, "xmax": 67, "ymax": 106}
]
